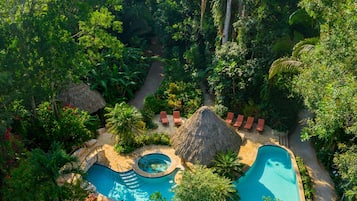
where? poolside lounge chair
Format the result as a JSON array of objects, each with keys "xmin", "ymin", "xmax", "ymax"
[
  {"xmin": 244, "ymin": 116, "xmax": 254, "ymax": 130},
  {"xmin": 225, "ymin": 112, "xmax": 234, "ymax": 124},
  {"xmin": 173, "ymin": 111, "xmax": 182, "ymax": 126},
  {"xmin": 256, "ymin": 118, "xmax": 265, "ymax": 133},
  {"xmin": 160, "ymin": 111, "xmax": 169, "ymax": 125},
  {"xmin": 233, "ymin": 114, "xmax": 244, "ymax": 128}
]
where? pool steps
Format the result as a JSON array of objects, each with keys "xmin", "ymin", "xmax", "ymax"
[{"xmin": 117, "ymin": 171, "xmax": 142, "ymax": 189}]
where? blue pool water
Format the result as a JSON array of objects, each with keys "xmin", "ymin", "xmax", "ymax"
[
  {"xmin": 86, "ymin": 164, "xmax": 176, "ymax": 201},
  {"xmin": 235, "ymin": 145, "xmax": 300, "ymax": 201},
  {"xmin": 138, "ymin": 153, "xmax": 171, "ymax": 173}
]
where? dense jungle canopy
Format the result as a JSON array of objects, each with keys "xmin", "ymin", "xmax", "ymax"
[{"xmin": 0, "ymin": 0, "xmax": 356, "ymax": 200}]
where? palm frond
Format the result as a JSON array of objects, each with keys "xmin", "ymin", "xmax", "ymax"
[
  {"xmin": 292, "ymin": 37, "xmax": 319, "ymax": 58},
  {"xmin": 269, "ymin": 57, "xmax": 302, "ymax": 80}
]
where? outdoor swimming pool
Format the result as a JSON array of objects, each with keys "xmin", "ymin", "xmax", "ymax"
[
  {"xmin": 235, "ymin": 145, "xmax": 301, "ymax": 201},
  {"xmin": 86, "ymin": 164, "xmax": 176, "ymax": 201},
  {"xmin": 86, "ymin": 145, "xmax": 301, "ymax": 201}
]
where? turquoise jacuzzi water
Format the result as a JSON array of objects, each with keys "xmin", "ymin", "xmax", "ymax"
[
  {"xmin": 138, "ymin": 153, "xmax": 171, "ymax": 174},
  {"xmin": 86, "ymin": 164, "xmax": 176, "ymax": 201},
  {"xmin": 235, "ymin": 145, "xmax": 300, "ymax": 201}
]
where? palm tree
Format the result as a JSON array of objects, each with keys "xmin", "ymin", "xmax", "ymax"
[
  {"xmin": 104, "ymin": 102, "xmax": 144, "ymax": 146},
  {"xmin": 269, "ymin": 37, "xmax": 319, "ymax": 80},
  {"xmin": 212, "ymin": 150, "xmax": 245, "ymax": 180}
]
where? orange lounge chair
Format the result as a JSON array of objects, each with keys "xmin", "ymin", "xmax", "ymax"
[
  {"xmin": 225, "ymin": 112, "xmax": 234, "ymax": 124},
  {"xmin": 160, "ymin": 111, "xmax": 169, "ymax": 125},
  {"xmin": 244, "ymin": 116, "xmax": 255, "ymax": 130},
  {"xmin": 233, "ymin": 114, "xmax": 244, "ymax": 128},
  {"xmin": 256, "ymin": 118, "xmax": 265, "ymax": 133},
  {"xmin": 173, "ymin": 111, "xmax": 182, "ymax": 126}
]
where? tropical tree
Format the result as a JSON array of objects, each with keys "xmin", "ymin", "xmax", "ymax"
[
  {"xmin": 292, "ymin": 1, "xmax": 357, "ymax": 198},
  {"xmin": 25, "ymin": 102, "xmax": 99, "ymax": 152},
  {"xmin": 2, "ymin": 143, "xmax": 87, "ymax": 201},
  {"xmin": 333, "ymin": 144, "xmax": 357, "ymax": 201},
  {"xmin": 212, "ymin": 150, "xmax": 245, "ymax": 180},
  {"xmin": 0, "ymin": 0, "xmax": 91, "ymax": 109},
  {"xmin": 208, "ymin": 41, "xmax": 257, "ymax": 106},
  {"xmin": 173, "ymin": 164, "xmax": 239, "ymax": 201},
  {"xmin": 269, "ymin": 37, "xmax": 318, "ymax": 80},
  {"xmin": 104, "ymin": 102, "xmax": 144, "ymax": 151}
]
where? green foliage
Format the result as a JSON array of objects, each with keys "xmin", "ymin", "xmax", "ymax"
[
  {"xmin": 104, "ymin": 102, "xmax": 170, "ymax": 154},
  {"xmin": 333, "ymin": 144, "xmax": 357, "ymax": 201},
  {"xmin": 212, "ymin": 104, "xmax": 228, "ymax": 118},
  {"xmin": 78, "ymin": 7, "xmax": 123, "ymax": 62},
  {"xmin": 140, "ymin": 107, "xmax": 158, "ymax": 129},
  {"xmin": 262, "ymin": 196, "xmax": 283, "ymax": 201},
  {"xmin": 165, "ymin": 81, "xmax": 202, "ymax": 115},
  {"xmin": 294, "ymin": 1, "xmax": 357, "ymax": 199},
  {"xmin": 105, "ymin": 102, "xmax": 144, "ymax": 149},
  {"xmin": 136, "ymin": 133, "xmax": 171, "ymax": 147},
  {"xmin": 173, "ymin": 164, "xmax": 239, "ymax": 201},
  {"xmin": 0, "ymin": 131, "xmax": 27, "ymax": 199},
  {"xmin": 151, "ymin": 80, "xmax": 202, "ymax": 117},
  {"xmin": 31, "ymin": 102, "xmax": 99, "ymax": 152},
  {"xmin": 296, "ymin": 157, "xmax": 314, "ymax": 201},
  {"xmin": 2, "ymin": 143, "xmax": 87, "ymax": 201},
  {"xmin": 208, "ymin": 42, "xmax": 257, "ymax": 106},
  {"xmin": 269, "ymin": 37, "xmax": 318, "ymax": 80},
  {"xmin": 150, "ymin": 191, "xmax": 167, "ymax": 201},
  {"xmin": 87, "ymin": 48, "xmax": 149, "ymax": 104},
  {"xmin": 143, "ymin": 95, "xmax": 169, "ymax": 115},
  {"xmin": 115, "ymin": 133, "xmax": 170, "ymax": 154},
  {"xmin": 212, "ymin": 150, "xmax": 245, "ymax": 180},
  {"xmin": 289, "ymin": 8, "xmax": 319, "ymax": 38}
]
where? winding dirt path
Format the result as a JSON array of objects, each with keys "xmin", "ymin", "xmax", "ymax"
[
  {"xmin": 128, "ymin": 37, "xmax": 164, "ymax": 109},
  {"xmin": 289, "ymin": 111, "xmax": 337, "ymax": 201}
]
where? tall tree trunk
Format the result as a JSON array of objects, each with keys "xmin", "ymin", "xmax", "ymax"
[
  {"xmin": 222, "ymin": 0, "xmax": 232, "ymax": 44},
  {"xmin": 200, "ymin": 0, "xmax": 208, "ymax": 31}
]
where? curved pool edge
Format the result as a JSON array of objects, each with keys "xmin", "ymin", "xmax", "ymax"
[
  {"xmin": 240, "ymin": 144, "xmax": 306, "ymax": 201},
  {"xmin": 279, "ymin": 145, "xmax": 306, "ymax": 201},
  {"xmin": 86, "ymin": 163, "xmax": 179, "ymax": 201}
]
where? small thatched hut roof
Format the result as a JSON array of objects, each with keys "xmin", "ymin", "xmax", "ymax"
[
  {"xmin": 58, "ymin": 82, "xmax": 106, "ymax": 113},
  {"xmin": 171, "ymin": 106, "xmax": 242, "ymax": 166}
]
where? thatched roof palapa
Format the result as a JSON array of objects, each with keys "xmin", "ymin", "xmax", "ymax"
[
  {"xmin": 58, "ymin": 82, "xmax": 106, "ymax": 114},
  {"xmin": 171, "ymin": 106, "xmax": 242, "ymax": 166}
]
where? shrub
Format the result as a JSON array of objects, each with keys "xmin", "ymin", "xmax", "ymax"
[
  {"xmin": 140, "ymin": 107, "xmax": 158, "ymax": 129},
  {"xmin": 116, "ymin": 133, "xmax": 171, "ymax": 154},
  {"xmin": 29, "ymin": 102, "xmax": 99, "ymax": 152},
  {"xmin": 296, "ymin": 156, "xmax": 314, "ymax": 201},
  {"xmin": 135, "ymin": 133, "xmax": 170, "ymax": 146},
  {"xmin": 213, "ymin": 104, "xmax": 228, "ymax": 118},
  {"xmin": 143, "ymin": 95, "xmax": 169, "ymax": 114},
  {"xmin": 173, "ymin": 164, "xmax": 239, "ymax": 201}
]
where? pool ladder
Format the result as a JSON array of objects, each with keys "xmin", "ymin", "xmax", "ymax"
[{"xmin": 118, "ymin": 171, "xmax": 141, "ymax": 189}]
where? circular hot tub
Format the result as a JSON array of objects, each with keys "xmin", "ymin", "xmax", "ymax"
[
  {"xmin": 138, "ymin": 153, "xmax": 171, "ymax": 174},
  {"xmin": 133, "ymin": 153, "xmax": 176, "ymax": 178}
]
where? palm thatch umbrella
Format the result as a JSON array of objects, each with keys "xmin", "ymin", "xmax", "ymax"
[
  {"xmin": 171, "ymin": 106, "xmax": 242, "ymax": 166},
  {"xmin": 58, "ymin": 82, "xmax": 106, "ymax": 114}
]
